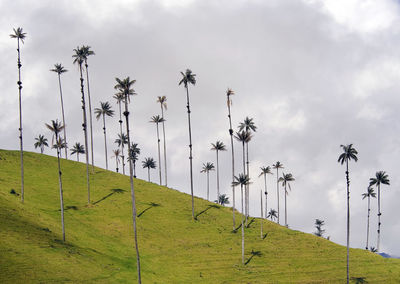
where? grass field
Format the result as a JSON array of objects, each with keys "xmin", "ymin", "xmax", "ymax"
[{"xmin": 0, "ymin": 149, "xmax": 399, "ymax": 283}]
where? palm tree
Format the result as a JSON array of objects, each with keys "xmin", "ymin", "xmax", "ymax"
[
  {"xmin": 112, "ymin": 149, "xmax": 121, "ymax": 173},
  {"xmin": 338, "ymin": 143, "xmax": 358, "ymax": 284},
  {"xmin": 267, "ymin": 208, "xmax": 278, "ymax": 221},
  {"xmin": 127, "ymin": 143, "xmax": 141, "ymax": 178},
  {"xmin": 272, "ymin": 161, "xmax": 284, "ymax": 224},
  {"xmin": 45, "ymin": 120, "xmax": 66, "ymax": 242},
  {"xmin": 179, "ymin": 69, "xmax": 196, "ymax": 220},
  {"xmin": 362, "ymin": 186, "xmax": 376, "ymax": 250},
  {"xmin": 142, "ymin": 157, "xmax": 156, "ymax": 182},
  {"xmin": 238, "ymin": 117, "xmax": 257, "ymax": 219},
  {"xmin": 217, "ymin": 194, "xmax": 230, "ymax": 206},
  {"xmin": 34, "ymin": 134, "xmax": 48, "ymax": 154},
  {"xmin": 72, "ymin": 46, "xmax": 90, "ymax": 204},
  {"xmin": 94, "ymin": 101, "xmax": 114, "ymax": 170},
  {"xmin": 232, "ymin": 173, "xmax": 251, "ymax": 265},
  {"xmin": 226, "ymin": 88, "xmax": 236, "ymax": 229},
  {"xmin": 150, "ymin": 115, "xmax": 165, "ymax": 185},
  {"xmin": 369, "ymin": 171, "xmax": 390, "ymax": 253},
  {"xmin": 115, "ymin": 132, "xmax": 128, "ymax": 174},
  {"xmin": 52, "ymin": 137, "xmax": 67, "ymax": 157},
  {"xmin": 50, "ymin": 63, "xmax": 68, "ymax": 159},
  {"xmin": 70, "ymin": 142, "xmax": 85, "ymax": 162},
  {"xmin": 211, "ymin": 141, "xmax": 227, "ymax": 200},
  {"xmin": 10, "ymin": 27, "xmax": 26, "ymax": 203},
  {"xmin": 278, "ymin": 173, "xmax": 295, "ymax": 227},
  {"xmin": 114, "ymin": 76, "xmax": 141, "ymax": 283},
  {"xmin": 314, "ymin": 219, "xmax": 325, "ymax": 237},
  {"xmin": 113, "ymin": 92, "xmax": 126, "ymax": 174},
  {"xmin": 200, "ymin": 162, "xmax": 215, "ymax": 201},
  {"xmin": 157, "ymin": 96, "xmax": 168, "ymax": 186},
  {"xmin": 259, "ymin": 166, "xmax": 273, "ymax": 220},
  {"xmin": 81, "ymin": 45, "xmax": 95, "ymax": 169}
]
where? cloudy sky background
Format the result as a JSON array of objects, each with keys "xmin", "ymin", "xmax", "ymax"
[{"xmin": 1, "ymin": 0, "xmax": 400, "ymax": 255}]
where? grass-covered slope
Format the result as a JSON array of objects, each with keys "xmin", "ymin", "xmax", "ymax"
[{"xmin": 0, "ymin": 149, "xmax": 399, "ymax": 283}]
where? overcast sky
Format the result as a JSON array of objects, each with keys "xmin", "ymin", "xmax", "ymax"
[{"xmin": 1, "ymin": 0, "xmax": 400, "ymax": 256}]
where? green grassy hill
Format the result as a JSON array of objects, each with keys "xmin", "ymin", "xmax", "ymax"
[{"xmin": 0, "ymin": 149, "xmax": 399, "ymax": 283}]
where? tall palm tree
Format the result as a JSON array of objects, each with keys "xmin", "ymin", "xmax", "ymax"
[
  {"xmin": 72, "ymin": 46, "xmax": 90, "ymax": 205},
  {"xmin": 113, "ymin": 92, "xmax": 126, "ymax": 174},
  {"xmin": 94, "ymin": 101, "xmax": 114, "ymax": 170},
  {"xmin": 217, "ymin": 194, "xmax": 230, "ymax": 206},
  {"xmin": 232, "ymin": 173, "xmax": 251, "ymax": 265},
  {"xmin": 82, "ymin": 45, "xmax": 95, "ymax": 169},
  {"xmin": 45, "ymin": 120, "xmax": 66, "ymax": 242},
  {"xmin": 238, "ymin": 117, "xmax": 257, "ymax": 219},
  {"xmin": 211, "ymin": 141, "xmax": 227, "ymax": 200},
  {"xmin": 142, "ymin": 157, "xmax": 156, "ymax": 182},
  {"xmin": 179, "ymin": 69, "xmax": 196, "ymax": 220},
  {"xmin": 157, "ymin": 96, "xmax": 168, "ymax": 186},
  {"xmin": 127, "ymin": 143, "xmax": 141, "ymax": 178},
  {"xmin": 267, "ymin": 208, "xmax": 278, "ymax": 221},
  {"xmin": 338, "ymin": 143, "xmax": 358, "ymax": 284},
  {"xmin": 226, "ymin": 88, "xmax": 236, "ymax": 229},
  {"xmin": 362, "ymin": 186, "xmax": 376, "ymax": 250},
  {"xmin": 259, "ymin": 166, "xmax": 273, "ymax": 219},
  {"xmin": 50, "ymin": 63, "xmax": 69, "ymax": 159},
  {"xmin": 200, "ymin": 162, "xmax": 215, "ymax": 201},
  {"xmin": 150, "ymin": 115, "xmax": 165, "ymax": 185},
  {"xmin": 112, "ymin": 149, "xmax": 121, "ymax": 173},
  {"xmin": 278, "ymin": 172, "xmax": 295, "ymax": 227},
  {"xmin": 114, "ymin": 76, "xmax": 141, "ymax": 283},
  {"xmin": 34, "ymin": 134, "xmax": 48, "ymax": 154},
  {"xmin": 369, "ymin": 171, "xmax": 390, "ymax": 253},
  {"xmin": 10, "ymin": 27, "xmax": 26, "ymax": 203},
  {"xmin": 272, "ymin": 161, "xmax": 284, "ymax": 224},
  {"xmin": 70, "ymin": 142, "xmax": 85, "ymax": 162}
]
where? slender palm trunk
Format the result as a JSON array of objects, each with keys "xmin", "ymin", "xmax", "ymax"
[
  {"xmin": 115, "ymin": 157, "xmax": 119, "ymax": 173},
  {"xmin": 365, "ymin": 196, "xmax": 370, "ymax": 250},
  {"xmin": 216, "ymin": 150, "xmax": 220, "ymax": 200},
  {"xmin": 160, "ymin": 106, "xmax": 167, "ymax": 186},
  {"xmin": 227, "ymin": 101, "xmax": 236, "ymax": 229},
  {"xmin": 133, "ymin": 161, "xmax": 137, "ymax": 178},
  {"xmin": 148, "ymin": 168, "xmax": 151, "ymax": 182},
  {"xmin": 78, "ymin": 63, "xmax": 91, "ymax": 204},
  {"xmin": 206, "ymin": 171, "xmax": 210, "ymax": 201},
  {"xmin": 57, "ymin": 74, "xmax": 68, "ymax": 159},
  {"xmin": 156, "ymin": 123, "xmax": 162, "ymax": 185},
  {"xmin": 85, "ymin": 61, "xmax": 94, "ymax": 170},
  {"xmin": 77, "ymin": 153, "xmax": 79, "ymax": 162},
  {"xmin": 41, "ymin": 146, "xmax": 44, "ymax": 154},
  {"xmin": 16, "ymin": 38, "xmax": 24, "ymax": 203},
  {"xmin": 246, "ymin": 142, "xmax": 250, "ymax": 221},
  {"xmin": 123, "ymin": 94, "xmax": 141, "ymax": 284},
  {"xmin": 284, "ymin": 184, "xmax": 288, "ymax": 227},
  {"xmin": 260, "ymin": 190, "xmax": 263, "ymax": 239},
  {"xmin": 56, "ymin": 133, "xmax": 65, "ymax": 242},
  {"xmin": 377, "ymin": 184, "xmax": 381, "ymax": 252},
  {"xmin": 185, "ymin": 85, "xmax": 195, "ymax": 220},
  {"xmin": 102, "ymin": 114, "xmax": 108, "ymax": 170},
  {"xmin": 276, "ymin": 168, "xmax": 280, "ymax": 224},
  {"xmin": 264, "ymin": 174, "xmax": 268, "ymax": 220},
  {"xmin": 345, "ymin": 160, "xmax": 350, "ymax": 284},
  {"xmin": 118, "ymin": 102, "xmax": 125, "ymax": 175},
  {"xmin": 241, "ymin": 184, "xmax": 245, "ymax": 265}
]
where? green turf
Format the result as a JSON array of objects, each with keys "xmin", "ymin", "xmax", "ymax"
[{"xmin": 0, "ymin": 149, "xmax": 399, "ymax": 283}]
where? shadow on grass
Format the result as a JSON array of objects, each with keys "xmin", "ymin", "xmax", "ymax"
[
  {"xmin": 232, "ymin": 223, "xmax": 242, "ymax": 233},
  {"xmin": 263, "ymin": 232, "xmax": 269, "ymax": 240},
  {"xmin": 195, "ymin": 204, "xmax": 220, "ymax": 219},
  {"xmin": 65, "ymin": 205, "xmax": 78, "ymax": 211},
  {"xmin": 93, "ymin": 188, "xmax": 125, "ymax": 205},
  {"xmin": 137, "ymin": 202, "xmax": 160, "ymax": 218},
  {"xmin": 245, "ymin": 250, "xmax": 262, "ymax": 265},
  {"xmin": 351, "ymin": 277, "xmax": 368, "ymax": 284},
  {"xmin": 246, "ymin": 218, "xmax": 255, "ymax": 228}
]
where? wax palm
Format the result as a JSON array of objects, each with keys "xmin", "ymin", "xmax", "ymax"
[
  {"xmin": 113, "ymin": 92, "xmax": 126, "ymax": 174},
  {"xmin": 259, "ymin": 166, "xmax": 273, "ymax": 219},
  {"xmin": 232, "ymin": 173, "xmax": 251, "ymax": 265},
  {"xmin": 52, "ymin": 137, "xmax": 67, "ymax": 156},
  {"xmin": 369, "ymin": 171, "xmax": 390, "ymax": 253},
  {"xmin": 314, "ymin": 219, "xmax": 325, "ymax": 237},
  {"xmin": 157, "ymin": 96, "xmax": 168, "ymax": 186},
  {"xmin": 217, "ymin": 194, "xmax": 230, "ymax": 206},
  {"xmin": 200, "ymin": 162, "xmax": 215, "ymax": 201},
  {"xmin": 150, "ymin": 115, "xmax": 165, "ymax": 185},
  {"xmin": 272, "ymin": 161, "xmax": 284, "ymax": 224},
  {"xmin": 114, "ymin": 76, "xmax": 141, "ymax": 283},
  {"xmin": 94, "ymin": 101, "xmax": 114, "ymax": 170},
  {"xmin": 34, "ymin": 134, "xmax": 48, "ymax": 154},
  {"xmin": 179, "ymin": 69, "xmax": 196, "ymax": 220},
  {"xmin": 142, "ymin": 157, "xmax": 156, "ymax": 182},
  {"xmin": 338, "ymin": 143, "xmax": 358, "ymax": 284},
  {"xmin": 45, "ymin": 120, "xmax": 66, "ymax": 242},
  {"xmin": 267, "ymin": 208, "xmax": 278, "ymax": 221},
  {"xmin": 10, "ymin": 27, "xmax": 26, "ymax": 203},
  {"xmin": 362, "ymin": 186, "xmax": 376, "ymax": 250},
  {"xmin": 226, "ymin": 88, "xmax": 236, "ymax": 229},
  {"xmin": 73, "ymin": 46, "xmax": 91, "ymax": 204},
  {"xmin": 50, "ymin": 63, "xmax": 69, "ymax": 159},
  {"xmin": 70, "ymin": 142, "xmax": 85, "ymax": 162},
  {"xmin": 278, "ymin": 173, "xmax": 295, "ymax": 227},
  {"xmin": 127, "ymin": 143, "xmax": 141, "ymax": 178},
  {"xmin": 112, "ymin": 149, "xmax": 121, "ymax": 173},
  {"xmin": 211, "ymin": 141, "xmax": 227, "ymax": 200}
]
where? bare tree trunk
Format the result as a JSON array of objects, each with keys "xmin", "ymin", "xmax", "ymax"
[
  {"xmin": 160, "ymin": 105, "xmax": 167, "ymax": 186},
  {"xmin": 207, "ymin": 171, "xmax": 210, "ymax": 201},
  {"xmin": 284, "ymin": 185, "xmax": 288, "ymax": 227},
  {"xmin": 118, "ymin": 102, "xmax": 125, "ymax": 175},
  {"xmin": 57, "ymin": 74, "xmax": 68, "ymax": 159},
  {"xmin": 216, "ymin": 150, "xmax": 220, "ymax": 200},
  {"xmin": 185, "ymin": 86, "xmax": 195, "ymax": 220},
  {"xmin": 16, "ymin": 38, "xmax": 24, "ymax": 203},
  {"xmin": 227, "ymin": 98, "xmax": 236, "ymax": 229},
  {"xmin": 365, "ymin": 195, "xmax": 370, "ymax": 250},
  {"xmin": 346, "ymin": 160, "xmax": 350, "ymax": 284},
  {"xmin": 156, "ymin": 123, "xmax": 162, "ymax": 185},
  {"xmin": 102, "ymin": 114, "xmax": 108, "ymax": 170},
  {"xmin": 241, "ymin": 184, "xmax": 245, "ymax": 265},
  {"xmin": 377, "ymin": 184, "xmax": 381, "ymax": 252},
  {"xmin": 84, "ymin": 61, "xmax": 94, "ymax": 170},
  {"xmin": 260, "ymin": 190, "xmax": 263, "ymax": 239},
  {"xmin": 77, "ymin": 153, "xmax": 79, "ymax": 162},
  {"xmin": 276, "ymin": 168, "xmax": 280, "ymax": 224},
  {"xmin": 245, "ymin": 142, "xmax": 250, "ymax": 223},
  {"xmin": 264, "ymin": 174, "xmax": 268, "ymax": 220},
  {"xmin": 56, "ymin": 133, "xmax": 65, "ymax": 242},
  {"xmin": 148, "ymin": 168, "xmax": 150, "ymax": 182}
]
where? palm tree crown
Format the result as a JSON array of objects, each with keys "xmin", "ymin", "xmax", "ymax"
[
  {"xmin": 115, "ymin": 133, "xmax": 128, "ymax": 147},
  {"xmin": 128, "ymin": 143, "xmax": 141, "ymax": 162},
  {"xmin": 211, "ymin": 141, "xmax": 227, "ymax": 151},
  {"xmin": 72, "ymin": 46, "xmax": 85, "ymax": 65},
  {"xmin": 259, "ymin": 166, "xmax": 273, "ymax": 177},
  {"xmin": 267, "ymin": 209, "xmax": 278, "ymax": 221},
  {"xmin": 45, "ymin": 120, "xmax": 64, "ymax": 137},
  {"xmin": 178, "ymin": 69, "xmax": 196, "ymax": 88},
  {"xmin": 201, "ymin": 162, "xmax": 215, "ymax": 173},
  {"xmin": 10, "ymin": 27, "xmax": 26, "ymax": 42},
  {"xmin": 142, "ymin": 157, "xmax": 156, "ymax": 169},
  {"xmin": 362, "ymin": 186, "xmax": 376, "ymax": 200},
  {"xmin": 338, "ymin": 144, "xmax": 358, "ymax": 165},
  {"xmin": 272, "ymin": 161, "xmax": 284, "ymax": 170},
  {"xmin": 150, "ymin": 115, "xmax": 165, "ymax": 124},
  {"xmin": 238, "ymin": 116, "xmax": 257, "ymax": 133},
  {"xmin": 70, "ymin": 142, "xmax": 85, "ymax": 156},
  {"xmin": 34, "ymin": 135, "xmax": 49, "ymax": 153},
  {"xmin": 157, "ymin": 96, "xmax": 167, "ymax": 109},
  {"xmin": 50, "ymin": 63, "xmax": 68, "ymax": 75},
  {"xmin": 114, "ymin": 77, "xmax": 137, "ymax": 101},
  {"xmin": 232, "ymin": 173, "xmax": 251, "ymax": 188},
  {"xmin": 369, "ymin": 171, "xmax": 390, "ymax": 187},
  {"xmin": 279, "ymin": 173, "xmax": 295, "ymax": 189},
  {"xmin": 94, "ymin": 101, "xmax": 114, "ymax": 119},
  {"xmin": 234, "ymin": 130, "xmax": 252, "ymax": 144}
]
